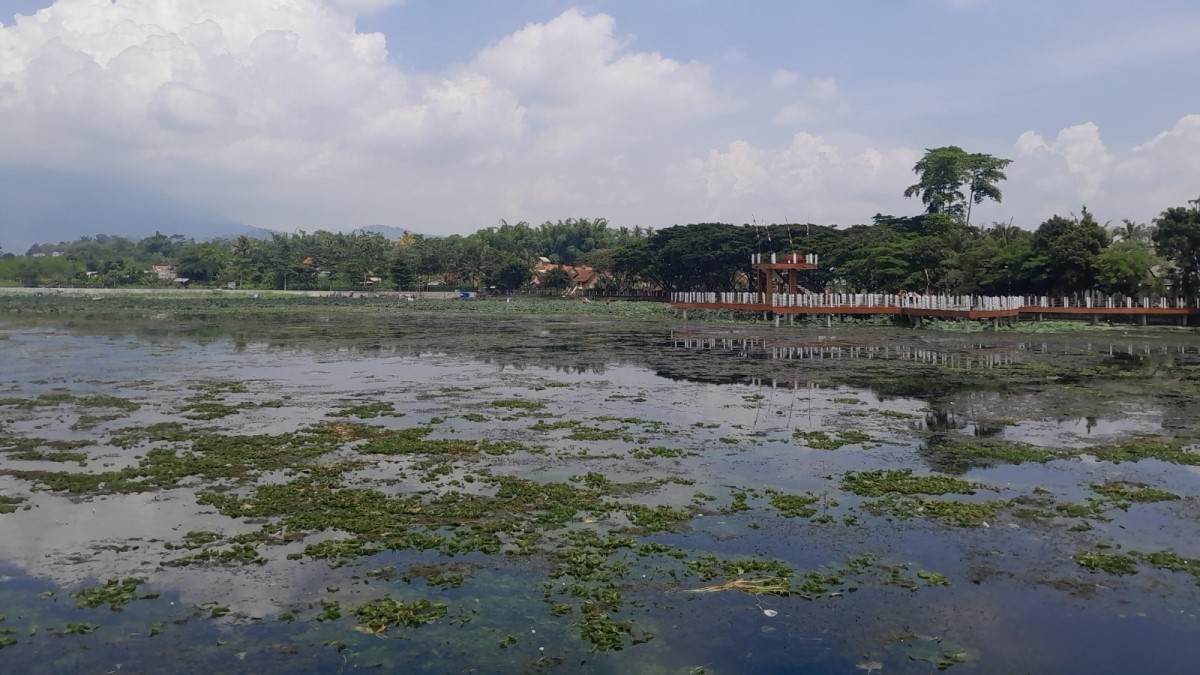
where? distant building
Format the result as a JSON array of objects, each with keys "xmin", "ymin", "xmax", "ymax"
[
  {"xmin": 151, "ymin": 265, "xmax": 176, "ymax": 281},
  {"xmin": 533, "ymin": 261, "xmax": 600, "ymax": 293}
]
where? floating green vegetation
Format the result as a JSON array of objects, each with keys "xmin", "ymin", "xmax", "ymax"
[
  {"xmin": 110, "ymin": 422, "xmax": 194, "ymax": 449},
  {"xmin": 928, "ymin": 435, "xmax": 1200, "ymax": 471},
  {"xmin": 793, "ymin": 430, "xmax": 874, "ymax": 450},
  {"xmin": 182, "ymin": 402, "xmax": 242, "ymax": 420},
  {"xmin": 1009, "ymin": 494, "xmax": 1069, "ymax": 521},
  {"xmin": 529, "ymin": 419, "xmax": 582, "ymax": 431},
  {"xmin": 304, "ymin": 538, "xmax": 385, "ymax": 562},
  {"xmin": 0, "ymin": 495, "xmax": 27, "ymax": 514},
  {"xmin": 402, "ymin": 564, "xmax": 473, "ymax": 590},
  {"xmin": 767, "ymin": 492, "xmax": 820, "ymax": 518},
  {"xmin": 5, "ymin": 429, "xmax": 340, "ymax": 494},
  {"xmin": 1074, "ymin": 551, "xmax": 1138, "ymax": 576},
  {"xmin": 625, "ymin": 504, "xmax": 693, "ymax": 532},
  {"xmin": 742, "ymin": 394, "xmax": 765, "ymax": 402},
  {"xmin": 2, "ymin": 437, "xmax": 89, "ymax": 453},
  {"xmin": 460, "ymin": 413, "xmax": 487, "ymax": 422},
  {"xmin": 352, "ymin": 597, "xmax": 447, "ymax": 633},
  {"xmin": 1132, "ymin": 551, "xmax": 1200, "ymax": 583},
  {"xmin": 567, "ymin": 427, "xmax": 625, "ymax": 441},
  {"xmin": 1091, "ymin": 481, "xmax": 1179, "ymax": 505},
  {"xmin": 876, "ymin": 409, "xmax": 918, "ymax": 420},
  {"xmin": 899, "ymin": 635, "xmax": 979, "ymax": 671},
  {"xmin": 8, "ymin": 449, "xmax": 87, "ymax": 463},
  {"xmin": 327, "ymin": 402, "xmax": 403, "ymax": 419},
  {"xmin": 868, "ymin": 497, "xmax": 1005, "ymax": 528},
  {"xmin": 189, "ymin": 380, "xmax": 248, "ymax": 396},
  {"xmin": 0, "ymin": 392, "xmax": 139, "ymax": 411},
  {"xmin": 358, "ymin": 427, "xmax": 469, "ymax": 455},
  {"xmin": 842, "ymin": 469, "xmax": 978, "ymax": 497},
  {"xmin": 72, "ymin": 578, "xmax": 157, "ymax": 610},
  {"xmin": 832, "ymin": 397, "xmax": 864, "ymax": 405},
  {"xmin": 353, "ymin": 427, "xmax": 527, "ymax": 457},
  {"xmin": 163, "ymin": 530, "xmax": 223, "ymax": 550},
  {"xmin": 489, "ymin": 399, "xmax": 545, "ymax": 411},
  {"xmin": 629, "ymin": 446, "xmax": 695, "ymax": 459},
  {"xmin": 1088, "ymin": 439, "xmax": 1200, "ymax": 465},
  {"xmin": 921, "ymin": 437, "xmax": 1060, "ymax": 471},
  {"xmin": 163, "ymin": 543, "xmax": 266, "ymax": 567},
  {"xmin": 71, "ymin": 413, "xmax": 124, "ymax": 430}
]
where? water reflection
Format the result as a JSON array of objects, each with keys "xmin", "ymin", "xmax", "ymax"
[{"xmin": 671, "ymin": 330, "xmax": 1200, "ymax": 368}]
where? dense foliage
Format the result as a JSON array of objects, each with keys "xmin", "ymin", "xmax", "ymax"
[{"xmin": 4, "ymin": 150, "xmax": 1198, "ymax": 299}]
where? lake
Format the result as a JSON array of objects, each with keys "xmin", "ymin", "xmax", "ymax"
[{"xmin": 1, "ymin": 306, "xmax": 1199, "ymax": 673}]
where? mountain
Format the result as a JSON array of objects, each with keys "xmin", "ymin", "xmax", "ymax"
[
  {"xmin": 0, "ymin": 165, "xmax": 248, "ymax": 254},
  {"xmin": 210, "ymin": 227, "xmax": 284, "ymax": 242},
  {"xmin": 354, "ymin": 225, "xmax": 418, "ymax": 240}
]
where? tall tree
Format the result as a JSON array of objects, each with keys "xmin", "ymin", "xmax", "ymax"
[
  {"xmin": 904, "ymin": 147, "xmax": 1011, "ymax": 226},
  {"xmin": 963, "ymin": 152, "xmax": 1012, "ymax": 228},
  {"xmin": 1025, "ymin": 208, "xmax": 1110, "ymax": 295},
  {"xmin": 1110, "ymin": 219, "xmax": 1151, "ymax": 242},
  {"xmin": 1153, "ymin": 203, "xmax": 1200, "ymax": 297}
]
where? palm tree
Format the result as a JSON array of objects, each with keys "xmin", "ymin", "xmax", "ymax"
[
  {"xmin": 1111, "ymin": 219, "xmax": 1149, "ymax": 242},
  {"xmin": 232, "ymin": 235, "xmax": 255, "ymax": 288}
]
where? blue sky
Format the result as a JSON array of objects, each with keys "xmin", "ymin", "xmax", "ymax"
[{"xmin": 1, "ymin": 0, "xmax": 1197, "ymax": 248}]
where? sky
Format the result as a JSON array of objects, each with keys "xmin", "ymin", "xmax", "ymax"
[{"xmin": 0, "ymin": 0, "xmax": 1198, "ymax": 249}]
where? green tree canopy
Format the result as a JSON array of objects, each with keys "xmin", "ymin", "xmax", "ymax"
[
  {"xmin": 1153, "ymin": 203, "xmax": 1200, "ymax": 297},
  {"xmin": 904, "ymin": 147, "xmax": 1011, "ymax": 226},
  {"xmin": 1025, "ymin": 208, "xmax": 1110, "ymax": 295}
]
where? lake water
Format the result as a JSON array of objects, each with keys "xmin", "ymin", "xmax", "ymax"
[{"xmin": 1, "ymin": 312, "xmax": 1199, "ymax": 673}]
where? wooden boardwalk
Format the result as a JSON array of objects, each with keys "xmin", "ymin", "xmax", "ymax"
[
  {"xmin": 671, "ymin": 255, "xmax": 1199, "ymax": 324},
  {"xmin": 670, "ymin": 292, "xmax": 1200, "ymax": 323}
]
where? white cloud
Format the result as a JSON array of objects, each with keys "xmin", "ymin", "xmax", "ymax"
[
  {"xmin": 328, "ymin": 0, "xmax": 405, "ymax": 12},
  {"xmin": 1015, "ymin": 122, "xmax": 1112, "ymax": 199},
  {"xmin": 773, "ymin": 76, "xmax": 842, "ymax": 125},
  {"xmin": 1009, "ymin": 117, "xmax": 1200, "ymax": 222},
  {"xmin": 675, "ymin": 132, "xmax": 921, "ymax": 223},
  {"xmin": 474, "ymin": 8, "xmax": 729, "ymax": 157},
  {"xmin": 770, "ymin": 68, "xmax": 798, "ymax": 88},
  {"xmin": 678, "ymin": 115, "xmax": 1200, "ymax": 228},
  {"xmin": 0, "ymin": 1, "xmax": 733, "ymax": 231},
  {"xmin": 0, "ymin": 0, "xmax": 1194, "ymax": 243}
]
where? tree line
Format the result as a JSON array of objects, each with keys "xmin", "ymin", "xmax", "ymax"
[{"xmin": 2, "ymin": 147, "xmax": 1199, "ymax": 298}]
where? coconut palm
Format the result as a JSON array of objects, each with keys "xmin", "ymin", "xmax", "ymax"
[{"xmin": 1110, "ymin": 219, "xmax": 1150, "ymax": 242}]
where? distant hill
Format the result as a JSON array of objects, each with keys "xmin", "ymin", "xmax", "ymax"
[
  {"xmin": 0, "ymin": 165, "xmax": 248, "ymax": 254},
  {"xmin": 354, "ymin": 225, "xmax": 418, "ymax": 240},
  {"xmin": 209, "ymin": 227, "xmax": 284, "ymax": 242}
]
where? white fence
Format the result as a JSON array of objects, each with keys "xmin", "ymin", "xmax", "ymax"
[{"xmin": 670, "ymin": 292, "xmax": 1199, "ymax": 311}]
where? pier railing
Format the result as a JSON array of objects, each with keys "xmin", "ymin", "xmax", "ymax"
[{"xmin": 670, "ymin": 292, "xmax": 1200, "ymax": 312}]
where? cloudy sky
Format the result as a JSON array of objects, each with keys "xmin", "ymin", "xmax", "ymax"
[{"xmin": 1, "ymin": 0, "xmax": 1198, "ymax": 247}]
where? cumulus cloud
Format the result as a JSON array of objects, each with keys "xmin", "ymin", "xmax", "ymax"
[
  {"xmin": 676, "ymin": 115, "xmax": 1200, "ymax": 228},
  {"xmin": 328, "ymin": 0, "xmax": 406, "ymax": 12},
  {"xmin": 475, "ymin": 9, "xmax": 729, "ymax": 157},
  {"xmin": 773, "ymin": 76, "xmax": 842, "ymax": 125},
  {"xmin": 770, "ymin": 68, "xmax": 799, "ymax": 88},
  {"xmin": 1012, "ymin": 116, "xmax": 1200, "ymax": 223},
  {"xmin": 0, "ymin": 1, "xmax": 732, "ymax": 232},
  {"xmin": 1015, "ymin": 122, "xmax": 1112, "ymax": 199},
  {"xmin": 0, "ymin": 0, "xmax": 1194, "ymax": 243},
  {"xmin": 674, "ymin": 132, "xmax": 921, "ymax": 223}
]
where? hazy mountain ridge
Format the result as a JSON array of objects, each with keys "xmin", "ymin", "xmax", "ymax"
[{"xmin": 0, "ymin": 167, "xmax": 426, "ymax": 254}]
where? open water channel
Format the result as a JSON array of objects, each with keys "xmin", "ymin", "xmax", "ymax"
[{"xmin": 1, "ymin": 308, "xmax": 1199, "ymax": 673}]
